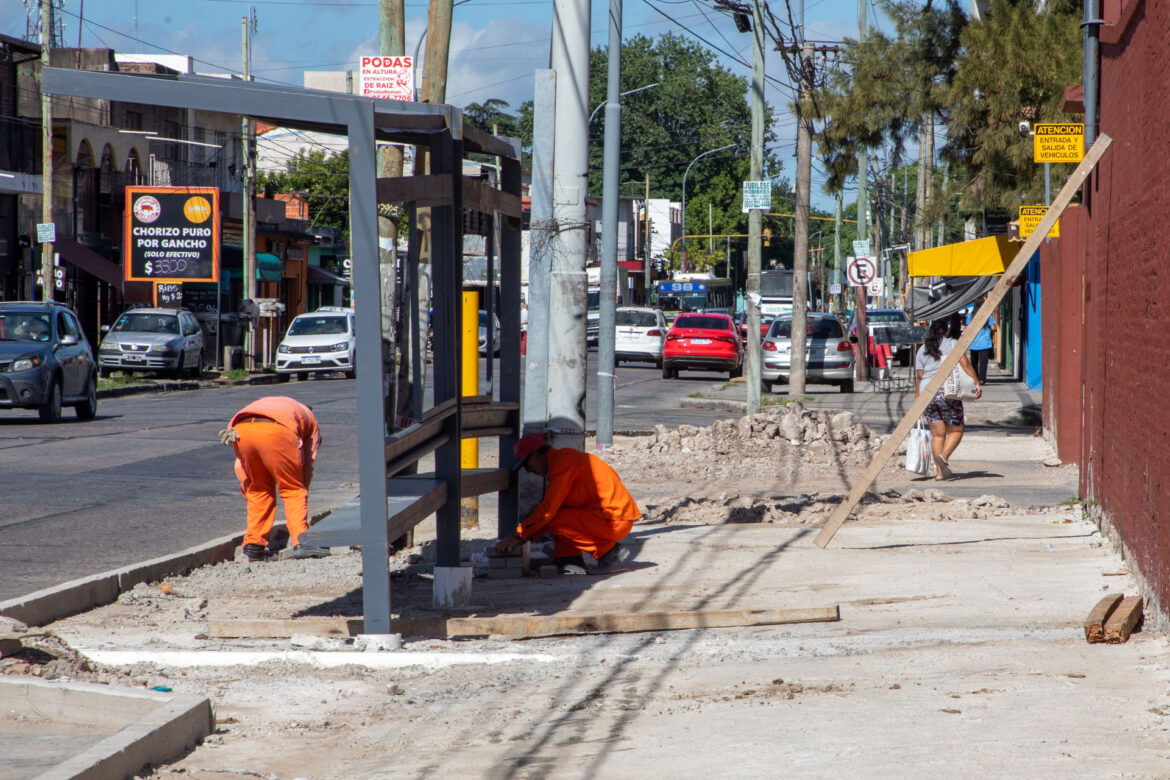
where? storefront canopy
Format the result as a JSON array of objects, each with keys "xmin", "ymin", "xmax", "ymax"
[
  {"xmin": 220, "ymin": 246, "xmax": 282, "ymax": 282},
  {"xmin": 907, "ymin": 235, "xmax": 1018, "ymax": 278}
]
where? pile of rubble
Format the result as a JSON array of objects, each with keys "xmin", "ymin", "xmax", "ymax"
[{"xmin": 603, "ymin": 403, "xmax": 886, "ymax": 484}]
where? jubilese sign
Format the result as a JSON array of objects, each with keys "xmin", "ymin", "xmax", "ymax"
[{"xmin": 124, "ymin": 187, "xmax": 220, "ymax": 283}]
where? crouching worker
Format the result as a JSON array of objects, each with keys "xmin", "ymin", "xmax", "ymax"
[
  {"xmin": 496, "ymin": 433, "xmax": 641, "ymax": 574},
  {"xmin": 217, "ymin": 396, "xmax": 328, "ymax": 562}
]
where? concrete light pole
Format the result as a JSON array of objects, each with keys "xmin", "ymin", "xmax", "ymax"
[
  {"xmin": 745, "ymin": 0, "xmax": 765, "ymax": 413},
  {"xmin": 681, "ymin": 143, "xmax": 735, "ymax": 273},
  {"xmin": 596, "ymin": 0, "xmax": 623, "ymax": 450}
]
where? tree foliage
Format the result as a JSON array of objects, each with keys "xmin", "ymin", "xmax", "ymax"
[
  {"xmin": 258, "ymin": 148, "xmax": 351, "ymax": 238},
  {"xmin": 813, "ymin": 0, "xmax": 1082, "ymax": 217}
]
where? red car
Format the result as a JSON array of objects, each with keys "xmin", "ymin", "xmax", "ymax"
[{"xmin": 662, "ymin": 313, "xmax": 743, "ymax": 379}]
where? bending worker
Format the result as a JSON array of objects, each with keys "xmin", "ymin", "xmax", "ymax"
[
  {"xmin": 496, "ymin": 433, "xmax": 640, "ymax": 574},
  {"xmin": 218, "ymin": 396, "xmax": 327, "ymax": 561}
]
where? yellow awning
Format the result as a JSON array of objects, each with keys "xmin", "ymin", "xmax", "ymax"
[{"xmin": 907, "ymin": 235, "xmax": 1018, "ymax": 277}]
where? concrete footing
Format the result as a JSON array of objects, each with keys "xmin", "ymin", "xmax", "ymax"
[
  {"xmin": 433, "ymin": 566, "xmax": 473, "ymax": 607},
  {"xmin": 0, "ymin": 676, "xmax": 213, "ymax": 780}
]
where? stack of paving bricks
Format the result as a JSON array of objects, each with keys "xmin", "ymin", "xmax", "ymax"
[
  {"xmin": 1083, "ymin": 593, "xmax": 1144, "ymax": 644},
  {"xmin": 486, "ymin": 546, "xmax": 529, "ymax": 579}
]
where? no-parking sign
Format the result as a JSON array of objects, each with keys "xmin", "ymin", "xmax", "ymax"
[{"xmin": 846, "ymin": 256, "xmax": 877, "ymax": 287}]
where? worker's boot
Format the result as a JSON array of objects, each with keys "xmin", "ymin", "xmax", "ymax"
[
  {"xmin": 595, "ymin": 543, "xmax": 631, "ymax": 572},
  {"xmin": 554, "ymin": 555, "xmax": 587, "ymax": 575},
  {"xmin": 242, "ymin": 543, "xmax": 273, "ymax": 562}
]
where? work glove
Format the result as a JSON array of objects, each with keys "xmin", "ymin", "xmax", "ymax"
[{"xmin": 217, "ymin": 428, "xmax": 240, "ymax": 446}]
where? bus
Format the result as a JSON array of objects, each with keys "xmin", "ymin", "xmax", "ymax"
[
  {"xmin": 758, "ymin": 270, "xmax": 813, "ymax": 318},
  {"xmin": 651, "ymin": 276, "xmax": 734, "ymax": 321}
]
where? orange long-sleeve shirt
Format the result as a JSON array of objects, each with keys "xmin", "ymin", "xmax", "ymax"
[
  {"xmin": 518, "ymin": 448, "xmax": 641, "ymax": 539},
  {"xmin": 229, "ymin": 396, "xmax": 321, "ymax": 461}
]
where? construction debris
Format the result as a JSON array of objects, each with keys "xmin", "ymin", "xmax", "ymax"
[
  {"xmin": 1084, "ymin": 594, "xmax": 1123, "ymax": 643},
  {"xmin": 1084, "ymin": 593, "xmax": 1144, "ymax": 644}
]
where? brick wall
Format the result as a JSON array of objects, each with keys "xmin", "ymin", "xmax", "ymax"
[{"xmin": 1045, "ymin": 2, "xmax": 1170, "ymax": 617}]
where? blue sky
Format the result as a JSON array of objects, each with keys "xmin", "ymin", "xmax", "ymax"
[{"xmin": 2, "ymin": 0, "xmax": 895, "ymax": 205}]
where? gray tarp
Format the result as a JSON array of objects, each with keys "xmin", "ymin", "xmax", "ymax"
[{"xmin": 906, "ymin": 276, "xmax": 999, "ymax": 322}]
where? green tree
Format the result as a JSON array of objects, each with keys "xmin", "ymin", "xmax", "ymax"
[
  {"xmin": 587, "ymin": 32, "xmax": 782, "ymax": 262},
  {"xmin": 463, "ymin": 98, "xmax": 515, "ymax": 134},
  {"xmin": 258, "ymin": 148, "xmax": 351, "ymax": 239},
  {"xmin": 944, "ymin": 0, "xmax": 1083, "ymax": 212}
]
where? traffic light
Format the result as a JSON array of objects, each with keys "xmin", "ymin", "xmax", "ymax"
[{"xmin": 763, "ymin": 227, "xmax": 772, "ymax": 247}]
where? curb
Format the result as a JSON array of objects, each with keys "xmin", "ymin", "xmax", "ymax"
[
  {"xmin": 96, "ymin": 373, "xmax": 278, "ymax": 400},
  {"xmin": 0, "ymin": 533, "xmax": 243, "ymax": 628},
  {"xmin": 1, "ymin": 676, "xmax": 213, "ymax": 780},
  {"xmin": 679, "ymin": 397, "xmax": 748, "ymax": 413}
]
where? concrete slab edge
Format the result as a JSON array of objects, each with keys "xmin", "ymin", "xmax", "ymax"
[
  {"xmin": 96, "ymin": 372, "xmax": 277, "ymax": 400},
  {"xmin": 0, "ymin": 532, "xmax": 243, "ymax": 628},
  {"xmin": 1, "ymin": 677, "xmax": 214, "ymax": 780}
]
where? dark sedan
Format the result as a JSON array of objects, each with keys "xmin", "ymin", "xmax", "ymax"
[{"xmin": 0, "ymin": 301, "xmax": 98, "ymax": 423}]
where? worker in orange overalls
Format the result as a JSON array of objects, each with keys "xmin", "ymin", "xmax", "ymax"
[
  {"xmin": 495, "ymin": 433, "xmax": 641, "ymax": 574},
  {"xmin": 217, "ymin": 396, "xmax": 325, "ymax": 562}
]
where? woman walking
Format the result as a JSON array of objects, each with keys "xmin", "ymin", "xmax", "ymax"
[{"xmin": 915, "ymin": 319, "xmax": 983, "ymax": 480}]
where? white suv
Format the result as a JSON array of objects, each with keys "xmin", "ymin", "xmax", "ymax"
[{"xmin": 276, "ymin": 307, "xmax": 355, "ymax": 380}]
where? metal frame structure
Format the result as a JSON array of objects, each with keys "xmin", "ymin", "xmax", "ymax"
[{"xmin": 41, "ymin": 67, "xmax": 523, "ymax": 633}]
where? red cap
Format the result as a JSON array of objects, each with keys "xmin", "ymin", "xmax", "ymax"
[{"xmin": 512, "ymin": 433, "xmax": 548, "ymax": 470}]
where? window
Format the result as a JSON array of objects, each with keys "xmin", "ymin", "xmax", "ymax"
[
  {"xmin": 674, "ymin": 315, "xmax": 730, "ymax": 331},
  {"xmin": 288, "ymin": 316, "xmax": 348, "ymax": 336},
  {"xmin": 770, "ymin": 318, "xmax": 844, "ymax": 339},
  {"xmin": 58, "ymin": 312, "xmax": 80, "ymax": 340},
  {"xmin": 616, "ymin": 310, "xmax": 659, "ymax": 327}
]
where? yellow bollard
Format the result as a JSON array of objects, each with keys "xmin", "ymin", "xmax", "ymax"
[{"xmin": 461, "ymin": 291, "xmax": 479, "ymax": 529}]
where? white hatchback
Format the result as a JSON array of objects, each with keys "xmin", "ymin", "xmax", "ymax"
[
  {"xmin": 613, "ymin": 307, "xmax": 668, "ymax": 368},
  {"xmin": 276, "ymin": 307, "xmax": 356, "ymax": 380}
]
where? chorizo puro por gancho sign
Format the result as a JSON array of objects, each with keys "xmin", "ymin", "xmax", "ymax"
[{"xmin": 124, "ymin": 186, "xmax": 220, "ymax": 283}]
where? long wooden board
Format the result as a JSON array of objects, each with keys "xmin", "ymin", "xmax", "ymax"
[
  {"xmin": 814, "ymin": 134, "xmax": 1113, "ymax": 548},
  {"xmin": 1084, "ymin": 593, "xmax": 1123, "ymax": 643},
  {"xmin": 207, "ymin": 605, "xmax": 840, "ymax": 640}
]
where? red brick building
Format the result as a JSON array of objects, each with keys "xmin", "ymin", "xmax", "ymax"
[{"xmin": 1040, "ymin": 1, "xmax": 1169, "ymax": 623}]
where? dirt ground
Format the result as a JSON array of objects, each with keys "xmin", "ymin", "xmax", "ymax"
[{"xmin": 5, "ymin": 406, "xmax": 1169, "ymax": 779}]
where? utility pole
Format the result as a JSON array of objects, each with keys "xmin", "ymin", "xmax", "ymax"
[
  {"xmin": 414, "ymin": 0, "xmax": 454, "ymax": 409},
  {"xmin": 853, "ymin": 0, "xmax": 868, "ymax": 374},
  {"xmin": 241, "ymin": 12, "xmax": 257, "ymax": 367},
  {"xmin": 745, "ymin": 0, "xmax": 765, "ymax": 414},
  {"xmin": 596, "ymin": 0, "xmax": 621, "ymax": 449},
  {"xmin": 39, "ymin": 0, "xmax": 53, "ymax": 302},
  {"xmin": 789, "ymin": 40, "xmax": 814, "ymax": 395},
  {"xmin": 833, "ymin": 191, "xmax": 842, "ymax": 315},
  {"xmin": 521, "ymin": 71, "xmax": 556, "ymax": 433},
  {"xmin": 379, "ymin": 0, "xmax": 407, "ymax": 427},
  {"xmin": 547, "ymin": 0, "xmax": 590, "ymax": 450}
]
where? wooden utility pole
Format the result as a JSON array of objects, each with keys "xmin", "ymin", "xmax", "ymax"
[
  {"xmin": 39, "ymin": 0, "xmax": 54, "ymax": 302},
  {"xmin": 789, "ymin": 40, "xmax": 814, "ymax": 395},
  {"xmin": 379, "ymin": 0, "xmax": 407, "ymax": 426}
]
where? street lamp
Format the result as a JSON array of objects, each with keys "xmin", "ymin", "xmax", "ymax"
[
  {"xmin": 588, "ymin": 83, "xmax": 658, "ymax": 125},
  {"xmin": 681, "ymin": 143, "xmax": 736, "ymax": 272}
]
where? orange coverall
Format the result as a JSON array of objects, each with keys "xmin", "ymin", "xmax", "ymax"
[
  {"xmin": 228, "ymin": 396, "xmax": 321, "ymax": 548},
  {"xmin": 517, "ymin": 448, "xmax": 641, "ymax": 559}
]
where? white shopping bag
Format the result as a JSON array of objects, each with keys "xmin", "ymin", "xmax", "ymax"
[{"xmin": 904, "ymin": 419, "xmax": 931, "ymax": 476}]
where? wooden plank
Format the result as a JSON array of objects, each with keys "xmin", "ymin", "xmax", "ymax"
[
  {"xmin": 1103, "ymin": 595, "xmax": 1143, "ymax": 644},
  {"xmin": 1084, "ymin": 593, "xmax": 1123, "ymax": 643},
  {"xmin": 814, "ymin": 134, "xmax": 1114, "ymax": 549},
  {"xmin": 377, "ymin": 174, "xmax": 451, "ymax": 207},
  {"xmin": 462, "ymin": 178, "xmax": 522, "ymax": 218},
  {"xmin": 207, "ymin": 605, "xmax": 840, "ymax": 640},
  {"xmin": 207, "ymin": 618, "xmax": 364, "ymax": 639}
]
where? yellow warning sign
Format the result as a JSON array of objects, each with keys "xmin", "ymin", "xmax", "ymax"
[
  {"xmin": 1033, "ymin": 123, "xmax": 1084, "ymax": 163},
  {"xmin": 1019, "ymin": 205, "xmax": 1059, "ymax": 238}
]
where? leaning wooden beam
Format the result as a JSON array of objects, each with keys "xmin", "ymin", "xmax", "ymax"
[
  {"xmin": 207, "ymin": 605, "xmax": 840, "ymax": 640},
  {"xmin": 814, "ymin": 134, "xmax": 1113, "ymax": 549}
]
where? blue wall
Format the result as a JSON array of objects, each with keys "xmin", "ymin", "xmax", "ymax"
[{"xmin": 1022, "ymin": 251, "xmax": 1043, "ymax": 389}]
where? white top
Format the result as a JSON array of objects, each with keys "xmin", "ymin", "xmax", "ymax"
[{"xmin": 915, "ymin": 338, "xmax": 956, "ymax": 394}]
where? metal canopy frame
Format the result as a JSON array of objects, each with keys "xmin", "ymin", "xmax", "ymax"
[{"xmin": 41, "ymin": 67, "xmax": 523, "ymax": 633}]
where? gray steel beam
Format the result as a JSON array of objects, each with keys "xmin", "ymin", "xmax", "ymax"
[
  {"xmin": 348, "ymin": 104, "xmax": 394, "ymax": 635},
  {"xmin": 498, "ymin": 144, "xmax": 523, "ymax": 538},
  {"xmin": 430, "ymin": 129, "xmax": 463, "ymax": 568}
]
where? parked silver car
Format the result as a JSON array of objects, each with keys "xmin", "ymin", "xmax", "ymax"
[
  {"xmin": 761, "ymin": 313, "xmax": 856, "ymax": 393},
  {"xmin": 614, "ymin": 306, "xmax": 667, "ymax": 367},
  {"xmin": 98, "ymin": 308, "xmax": 205, "ymax": 378}
]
